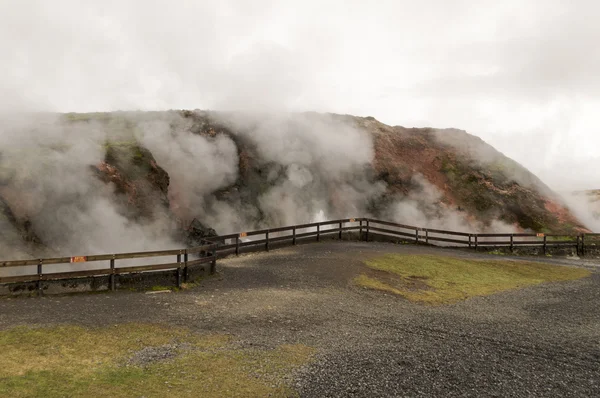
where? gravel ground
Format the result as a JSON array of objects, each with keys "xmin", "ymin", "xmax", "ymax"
[
  {"xmin": 1, "ymin": 241, "xmax": 599, "ymax": 397},
  {"xmin": 126, "ymin": 343, "xmax": 193, "ymax": 368}
]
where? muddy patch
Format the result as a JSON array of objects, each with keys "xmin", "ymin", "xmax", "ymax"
[{"xmin": 361, "ymin": 267, "xmax": 432, "ymax": 292}]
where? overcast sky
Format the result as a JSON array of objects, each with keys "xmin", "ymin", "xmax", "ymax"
[{"xmin": 1, "ymin": 0, "xmax": 598, "ymax": 191}]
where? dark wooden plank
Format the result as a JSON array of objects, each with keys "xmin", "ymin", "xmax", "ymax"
[
  {"xmin": 319, "ymin": 219, "xmax": 350, "ymax": 226},
  {"xmin": 269, "ymin": 235, "xmax": 293, "ymax": 243},
  {"xmin": 544, "ymin": 241, "xmax": 578, "ymax": 246},
  {"xmin": 82, "ymin": 254, "xmax": 117, "ymax": 262},
  {"xmin": 425, "ymin": 236, "xmax": 470, "ymax": 245},
  {"xmin": 238, "ymin": 239, "xmax": 267, "ymax": 248},
  {"xmin": 244, "ymin": 229, "xmax": 269, "ymax": 236},
  {"xmin": 210, "ymin": 233, "xmax": 239, "ymax": 240},
  {"xmin": 367, "ymin": 219, "xmax": 419, "ymax": 230},
  {"xmin": 476, "ymin": 241, "xmax": 512, "ymax": 246},
  {"xmin": 340, "ymin": 226, "xmax": 360, "ymax": 232},
  {"xmin": 294, "ymin": 231, "xmax": 317, "ymax": 239},
  {"xmin": 293, "ymin": 222, "xmax": 321, "ymax": 230},
  {"xmin": 0, "ymin": 274, "xmax": 39, "ymax": 283},
  {"xmin": 368, "ymin": 226, "xmax": 417, "ymax": 239},
  {"xmin": 422, "ymin": 228, "xmax": 471, "ymax": 237},
  {"xmin": 0, "ymin": 259, "xmax": 42, "ymax": 267},
  {"xmin": 512, "ymin": 241, "xmax": 544, "ymax": 245},
  {"xmin": 41, "ymin": 269, "xmax": 111, "ymax": 280},
  {"xmin": 113, "ymin": 249, "xmax": 182, "ymax": 260},
  {"xmin": 114, "ymin": 262, "xmax": 180, "ymax": 274},
  {"xmin": 268, "ymin": 226, "xmax": 294, "ymax": 233},
  {"xmin": 476, "ymin": 233, "xmax": 537, "ymax": 238}
]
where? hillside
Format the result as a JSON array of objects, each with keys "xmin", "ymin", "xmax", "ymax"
[{"xmin": 0, "ymin": 110, "xmax": 588, "ymax": 259}]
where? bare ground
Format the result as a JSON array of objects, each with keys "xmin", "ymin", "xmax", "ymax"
[{"xmin": 1, "ymin": 241, "xmax": 599, "ymax": 397}]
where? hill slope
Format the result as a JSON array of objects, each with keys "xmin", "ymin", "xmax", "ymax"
[{"xmin": 0, "ymin": 110, "xmax": 588, "ymax": 259}]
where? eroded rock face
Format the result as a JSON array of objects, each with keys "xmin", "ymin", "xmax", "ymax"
[
  {"xmin": 94, "ymin": 143, "xmax": 170, "ymax": 220},
  {"xmin": 364, "ymin": 119, "xmax": 586, "ymax": 234},
  {"xmin": 185, "ymin": 218, "xmax": 218, "ymax": 246}
]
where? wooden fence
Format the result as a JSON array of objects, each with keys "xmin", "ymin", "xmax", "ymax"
[
  {"xmin": 363, "ymin": 219, "xmax": 593, "ymax": 256},
  {"xmin": 0, "ymin": 243, "xmax": 218, "ymax": 294},
  {"xmin": 0, "ymin": 217, "xmax": 597, "ymax": 293}
]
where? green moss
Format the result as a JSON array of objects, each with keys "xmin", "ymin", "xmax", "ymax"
[
  {"xmin": 357, "ymin": 254, "xmax": 590, "ymax": 304},
  {"xmin": 103, "ymin": 141, "xmax": 155, "ymax": 181},
  {"xmin": 0, "ymin": 324, "xmax": 314, "ymax": 397}
]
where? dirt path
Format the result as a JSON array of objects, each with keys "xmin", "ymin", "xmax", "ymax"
[{"xmin": 1, "ymin": 241, "xmax": 599, "ymax": 397}]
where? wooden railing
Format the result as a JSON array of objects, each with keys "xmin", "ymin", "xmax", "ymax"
[
  {"xmin": 0, "ymin": 243, "xmax": 218, "ymax": 293},
  {"xmin": 0, "ymin": 217, "xmax": 597, "ymax": 292},
  {"xmin": 210, "ymin": 218, "xmax": 363, "ymax": 255},
  {"xmin": 364, "ymin": 219, "xmax": 591, "ymax": 256}
]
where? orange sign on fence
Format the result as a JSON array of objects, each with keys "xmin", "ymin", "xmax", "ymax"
[
  {"xmin": 70, "ymin": 256, "xmax": 87, "ymax": 263},
  {"xmin": 536, "ymin": 233, "xmax": 545, "ymax": 238},
  {"xmin": 349, "ymin": 218, "xmax": 356, "ymax": 222},
  {"xmin": 239, "ymin": 232, "xmax": 247, "ymax": 238}
]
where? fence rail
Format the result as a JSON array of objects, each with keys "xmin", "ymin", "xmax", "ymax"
[
  {"xmin": 0, "ymin": 217, "xmax": 597, "ymax": 294},
  {"xmin": 0, "ymin": 243, "xmax": 218, "ymax": 293}
]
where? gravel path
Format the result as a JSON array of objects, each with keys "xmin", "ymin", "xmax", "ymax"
[{"xmin": 1, "ymin": 241, "xmax": 599, "ymax": 397}]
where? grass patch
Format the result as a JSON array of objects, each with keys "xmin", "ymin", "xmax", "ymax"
[
  {"xmin": 149, "ymin": 285, "xmax": 173, "ymax": 292},
  {"xmin": 0, "ymin": 323, "xmax": 314, "ymax": 397},
  {"xmin": 356, "ymin": 254, "xmax": 590, "ymax": 305}
]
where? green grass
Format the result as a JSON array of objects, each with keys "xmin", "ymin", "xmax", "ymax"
[
  {"xmin": 356, "ymin": 254, "xmax": 590, "ymax": 305},
  {"xmin": 149, "ymin": 285, "xmax": 173, "ymax": 291},
  {"xmin": 0, "ymin": 323, "xmax": 314, "ymax": 397}
]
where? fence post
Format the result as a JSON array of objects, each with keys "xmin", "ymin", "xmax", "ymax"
[
  {"xmin": 576, "ymin": 235, "xmax": 581, "ymax": 256},
  {"xmin": 109, "ymin": 256, "xmax": 116, "ymax": 291},
  {"xmin": 415, "ymin": 228, "xmax": 419, "ymax": 243},
  {"xmin": 581, "ymin": 234, "xmax": 585, "ymax": 257},
  {"xmin": 474, "ymin": 235, "xmax": 478, "ymax": 251},
  {"xmin": 292, "ymin": 226, "xmax": 296, "ymax": 245},
  {"xmin": 210, "ymin": 246, "xmax": 217, "ymax": 274},
  {"xmin": 339, "ymin": 221, "xmax": 343, "ymax": 240},
  {"xmin": 543, "ymin": 235, "xmax": 547, "ymax": 255},
  {"xmin": 235, "ymin": 236, "xmax": 240, "ymax": 256},
  {"xmin": 176, "ymin": 266, "xmax": 182, "ymax": 289},
  {"xmin": 37, "ymin": 259, "xmax": 43, "ymax": 297},
  {"xmin": 510, "ymin": 235, "xmax": 514, "ymax": 253},
  {"xmin": 359, "ymin": 220, "xmax": 363, "ymax": 240},
  {"xmin": 183, "ymin": 249, "xmax": 189, "ymax": 282},
  {"xmin": 266, "ymin": 230, "xmax": 270, "ymax": 251},
  {"xmin": 366, "ymin": 220, "xmax": 369, "ymax": 242},
  {"xmin": 317, "ymin": 224, "xmax": 320, "ymax": 242}
]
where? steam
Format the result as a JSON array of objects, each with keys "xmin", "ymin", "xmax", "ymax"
[
  {"xmin": 134, "ymin": 111, "xmax": 386, "ymax": 233},
  {"xmin": 386, "ymin": 174, "xmax": 517, "ymax": 233},
  {"xmin": 0, "ymin": 113, "xmax": 180, "ymax": 260},
  {"xmin": 134, "ymin": 113, "xmax": 239, "ymax": 226},
  {"xmin": 561, "ymin": 191, "xmax": 600, "ymax": 232}
]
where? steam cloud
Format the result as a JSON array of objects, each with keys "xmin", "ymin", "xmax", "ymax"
[
  {"xmin": 0, "ymin": 113, "xmax": 180, "ymax": 261},
  {"xmin": 135, "ymin": 111, "xmax": 387, "ymax": 233}
]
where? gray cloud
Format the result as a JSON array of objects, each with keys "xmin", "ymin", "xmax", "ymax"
[{"xmin": 0, "ymin": 0, "xmax": 598, "ymax": 192}]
